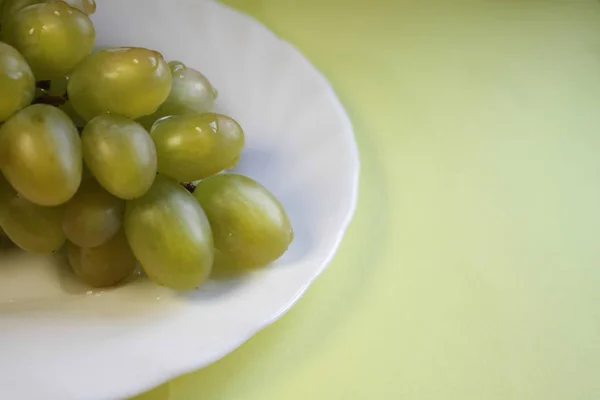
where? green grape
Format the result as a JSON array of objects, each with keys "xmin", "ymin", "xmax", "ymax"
[
  {"xmin": 62, "ymin": 179, "xmax": 124, "ymax": 248},
  {"xmin": 62, "ymin": 0, "xmax": 95, "ymax": 15},
  {"xmin": 0, "ymin": 104, "xmax": 82, "ymax": 206},
  {"xmin": 48, "ymin": 76, "xmax": 67, "ymax": 97},
  {"xmin": 139, "ymin": 61, "xmax": 217, "ymax": 130},
  {"xmin": 1, "ymin": 0, "xmax": 95, "ymax": 80},
  {"xmin": 0, "ymin": 189, "xmax": 66, "ymax": 254},
  {"xmin": 151, "ymin": 113, "xmax": 245, "ymax": 182},
  {"xmin": 58, "ymin": 100, "xmax": 86, "ymax": 128},
  {"xmin": 194, "ymin": 174, "xmax": 293, "ymax": 271},
  {"xmin": 0, "ymin": 0, "xmax": 44, "ymax": 26},
  {"xmin": 124, "ymin": 176, "xmax": 214, "ymax": 291},
  {"xmin": 67, "ymin": 230, "xmax": 137, "ymax": 288},
  {"xmin": 0, "ymin": 41, "xmax": 35, "ymax": 122},
  {"xmin": 81, "ymin": 114, "xmax": 157, "ymax": 200},
  {"xmin": 0, "ymin": 171, "xmax": 13, "ymax": 219},
  {"xmin": 68, "ymin": 47, "xmax": 172, "ymax": 121}
]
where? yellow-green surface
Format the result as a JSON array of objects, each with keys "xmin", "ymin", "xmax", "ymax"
[{"xmin": 137, "ymin": 1, "xmax": 600, "ymax": 399}]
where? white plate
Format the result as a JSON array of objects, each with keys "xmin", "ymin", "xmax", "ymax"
[{"xmin": 0, "ymin": 1, "xmax": 359, "ymax": 399}]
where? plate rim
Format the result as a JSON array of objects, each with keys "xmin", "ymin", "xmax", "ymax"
[{"xmin": 126, "ymin": 3, "xmax": 360, "ymax": 395}]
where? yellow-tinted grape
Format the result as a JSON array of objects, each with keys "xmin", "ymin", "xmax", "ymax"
[
  {"xmin": 0, "ymin": 188, "xmax": 65, "ymax": 254},
  {"xmin": 67, "ymin": 230, "xmax": 137, "ymax": 288},
  {"xmin": 1, "ymin": 0, "xmax": 95, "ymax": 80},
  {"xmin": 48, "ymin": 76, "xmax": 67, "ymax": 97},
  {"xmin": 0, "ymin": 0, "xmax": 44, "ymax": 26},
  {"xmin": 0, "ymin": 104, "xmax": 82, "ymax": 206},
  {"xmin": 138, "ymin": 61, "xmax": 217, "ymax": 129},
  {"xmin": 151, "ymin": 113, "xmax": 245, "ymax": 182},
  {"xmin": 194, "ymin": 174, "xmax": 293, "ymax": 270},
  {"xmin": 0, "ymin": 171, "xmax": 12, "ymax": 218},
  {"xmin": 0, "ymin": 41, "xmax": 34, "ymax": 122},
  {"xmin": 63, "ymin": 179, "xmax": 124, "ymax": 248},
  {"xmin": 58, "ymin": 100, "xmax": 86, "ymax": 128},
  {"xmin": 82, "ymin": 114, "xmax": 157, "ymax": 200},
  {"xmin": 68, "ymin": 47, "xmax": 172, "ymax": 121},
  {"xmin": 124, "ymin": 176, "xmax": 214, "ymax": 290}
]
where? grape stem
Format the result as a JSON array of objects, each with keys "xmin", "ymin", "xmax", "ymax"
[{"xmin": 180, "ymin": 182, "xmax": 197, "ymax": 193}]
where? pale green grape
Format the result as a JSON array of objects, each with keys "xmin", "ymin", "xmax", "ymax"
[
  {"xmin": 0, "ymin": 41, "xmax": 34, "ymax": 122},
  {"xmin": 1, "ymin": 0, "xmax": 95, "ymax": 80},
  {"xmin": 0, "ymin": 171, "xmax": 13, "ymax": 219},
  {"xmin": 67, "ymin": 230, "xmax": 137, "ymax": 288},
  {"xmin": 0, "ymin": 104, "xmax": 82, "ymax": 206},
  {"xmin": 124, "ymin": 176, "xmax": 214, "ymax": 290},
  {"xmin": 48, "ymin": 76, "xmax": 67, "ymax": 97},
  {"xmin": 139, "ymin": 61, "xmax": 217, "ymax": 129},
  {"xmin": 0, "ymin": 172, "xmax": 10, "ymax": 248},
  {"xmin": 151, "ymin": 113, "xmax": 245, "ymax": 182},
  {"xmin": 58, "ymin": 100, "xmax": 86, "ymax": 128},
  {"xmin": 0, "ymin": 0, "xmax": 44, "ymax": 26},
  {"xmin": 68, "ymin": 47, "xmax": 172, "ymax": 121},
  {"xmin": 82, "ymin": 114, "xmax": 157, "ymax": 200},
  {"xmin": 194, "ymin": 174, "xmax": 293, "ymax": 271},
  {"xmin": 0, "ymin": 189, "xmax": 65, "ymax": 253},
  {"xmin": 63, "ymin": 0, "xmax": 95, "ymax": 15},
  {"xmin": 63, "ymin": 179, "xmax": 124, "ymax": 248}
]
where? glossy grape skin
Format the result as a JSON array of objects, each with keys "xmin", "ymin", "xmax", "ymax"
[
  {"xmin": 0, "ymin": 104, "xmax": 82, "ymax": 206},
  {"xmin": 0, "ymin": 41, "xmax": 34, "ymax": 122},
  {"xmin": 0, "ymin": 188, "xmax": 65, "ymax": 254},
  {"xmin": 124, "ymin": 176, "xmax": 214, "ymax": 291},
  {"xmin": 81, "ymin": 114, "xmax": 157, "ymax": 200},
  {"xmin": 67, "ymin": 230, "xmax": 137, "ymax": 288},
  {"xmin": 151, "ymin": 113, "xmax": 245, "ymax": 182},
  {"xmin": 1, "ymin": 1, "xmax": 95, "ymax": 80},
  {"xmin": 139, "ymin": 61, "xmax": 217, "ymax": 129},
  {"xmin": 68, "ymin": 47, "xmax": 172, "ymax": 121},
  {"xmin": 0, "ymin": 0, "xmax": 44, "ymax": 26},
  {"xmin": 194, "ymin": 174, "xmax": 293, "ymax": 270},
  {"xmin": 62, "ymin": 179, "xmax": 124, "ymax": 248}
]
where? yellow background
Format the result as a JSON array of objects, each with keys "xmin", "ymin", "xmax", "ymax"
[{"xmin": 140, "ymin": 1, "xmax": 600, "ymax": 398}]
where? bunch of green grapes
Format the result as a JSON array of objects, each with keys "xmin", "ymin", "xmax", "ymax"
[{"xmin": 0, "ymin": 0, "xmax": 293, "ymax": 291}]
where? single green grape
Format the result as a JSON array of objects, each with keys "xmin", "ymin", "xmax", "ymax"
[
  {"xmin": 124, "ymin": 176, "xmax": 214, "ymax": 291},
  {"xmin": 1, "ymin": 0, "xmax": 95, "ymax": 80},
  {"xmin": 0, "ymin": 104, "xmax": 82, "ymax": 206},
  {"xmin": 62, "ymin": 0, "xmax": 95, "ymax": 15},
  {"xmin": 151, "ymin": 113, "xmax": 245, "ymax": 182},
  {"xmin": 63, "ymin": 179, "xmax": 124, "ymax": 248},
  {"xmin": 0, "ymin": 189, "xmax": 66, "ymax": 254},
  {"xmin": 0, "ymin": 41, "xmax": 35, "ymax": 122},
  {"xmin": 194, "ymin": 174, "xmax": 293, "ymax": 271},
  {"xmin": 68, "ymin": 47, "xmax": 172, "ymax": 121},
  {"xmin": 0, "ymin": 0, "xmax": 44, "ymax": 26},
  {"xmin": 81, "ymin": 114, "xmax": 157, "ymax": 200},
  {"xmin": 139, "ymin": 61, "xmax": 217, "ymax": 130},
  {"xmin": 67, "ymin": 230, "xmax": 137, "ymax": 288}
]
